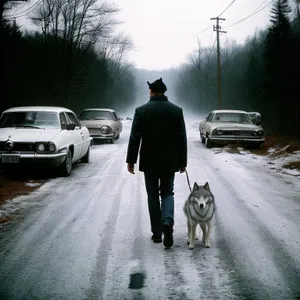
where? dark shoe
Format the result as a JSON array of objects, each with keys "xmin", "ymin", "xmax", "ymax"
[
  {"xmin": 151, "ymin": 235, "xmax": 162, "ymax": 243},
  {"xmin": 163, "ymin": 224, "xmax": 173, "ymax": 248}
]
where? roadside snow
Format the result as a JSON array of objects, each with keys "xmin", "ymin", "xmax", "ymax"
[
  {"xmin": 267, "ymin": 150, "xmax": 300, "ymax": 177},
  {"xmin": 214, "ymin": 146, "xmax": 300, "ymax": 178}
]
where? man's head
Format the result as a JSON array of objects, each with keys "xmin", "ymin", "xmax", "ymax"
[{"xmin": 147, "ymin": 78, "xmax": 167, "ymax": 96}]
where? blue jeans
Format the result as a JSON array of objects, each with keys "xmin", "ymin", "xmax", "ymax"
[{"xmin": 144, "ymin": 172, "xmax": 175, "ymax": 237}]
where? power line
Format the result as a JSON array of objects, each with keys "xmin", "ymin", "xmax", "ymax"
[
  {"xmin": 218, "ymin": 0, "xmax": 236, "ymax": 17},
  {"xmin": 193, "ymin": 25, "xmax": 212, "ymax": 36},
  {"xmin": 6, "ymin": 0, "xmax": 42, "ymax": 19},
  {"xmin": 225, "ymin": 0, "xmax": 274, "ymax": 28},
  {"xmin": 227, "ymin": 0, "xmax": 259, "ymax": 24},
  {"xmin": 233, "ymin": 0, "xmax": 258, "ymax": 17}
]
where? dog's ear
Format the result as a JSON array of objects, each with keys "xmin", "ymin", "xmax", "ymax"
[
  {"xmin": 204, "ymin": 182, "xmax": 210, "ymax": 191},
  {"xmin": 193, "ymin": 182, "xmax": 199, "ymax": 191}
]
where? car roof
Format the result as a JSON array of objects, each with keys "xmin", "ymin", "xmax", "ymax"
[
  {"xmin": 211, "ymin": 109, "xmax": 248, "ymax": 114},
  {"xmin": 2, "ymin": 106, "xmax": 74, "ymax": 114},
  {"xmin": 81, "ymin": 108, "xmax": 115, "ymax": 113}
]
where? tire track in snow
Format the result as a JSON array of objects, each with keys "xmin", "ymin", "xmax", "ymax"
[
  {"xmin": 190, "ymin": 143, "xmax": 300, "ymax": 299},
  {"xmin": 87, "ymin": 140, "xmax": 139, "ymax": 300},
  {"xmin": 86, "ymin": 176, "xmax": 126, "ymax": 300},
  {"xmin": 127, "ymin": 173, "xmax": 147, "ymax": 300},
  {"xmin": 218, "ymin": 174, "xmax": 300, "ymax": 298},
  {"xmin": 163, "ymin": 247, "xmax": 193, "ymax": 300}
]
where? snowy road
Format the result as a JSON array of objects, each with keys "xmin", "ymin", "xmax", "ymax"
[{"xmin": 0, "ymin": 120, "xmax": 299, "ymax": 300}]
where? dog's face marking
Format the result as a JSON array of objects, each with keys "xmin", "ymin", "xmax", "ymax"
[{"xmin": 189, "ymin": 182, "xmax": 214, "ymax": 210}]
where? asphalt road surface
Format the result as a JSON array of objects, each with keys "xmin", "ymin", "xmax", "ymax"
[{"xmin": 0, "ymin": 120, "xmax": 299, "ymax": 300}]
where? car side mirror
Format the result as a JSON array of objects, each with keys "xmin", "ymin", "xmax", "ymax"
[{"xmin": 66, "ymin": 123, "xmax": 76, "ymax": 130}]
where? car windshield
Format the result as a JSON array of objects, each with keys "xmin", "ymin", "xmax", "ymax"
[
  {"xmin": 0, "ymin": 111, "xmax": 60, "ymax": 129},
  {"xmin": 213, "ymin": 112, "xmax": 252, "ymax": 124},
  {"xmin": 79, "ymin": 110, "xmax": 114, "ymax": 120}
]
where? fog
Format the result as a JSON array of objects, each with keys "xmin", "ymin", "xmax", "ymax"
[{"xmin": 119, "ymin": 68, "xmax": 206, "ymax": 122}]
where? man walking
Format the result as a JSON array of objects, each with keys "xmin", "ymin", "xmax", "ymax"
[{"xmin": 126, "ymin": 78, "xmax": 187, "ymax": 248}]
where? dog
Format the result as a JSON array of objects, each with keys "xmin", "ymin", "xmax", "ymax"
[{"xmin": 183, "ymin": 182, "xmax": 215, "ymax": 250}]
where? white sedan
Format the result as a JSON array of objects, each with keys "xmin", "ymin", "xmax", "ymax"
[
  {"xmin": 0, "ymin": 106, "xmax": 93, "ymax": 176},
  {"xmin": 199, "ymin": 109, "xmax": 265, "ymax": 148}
]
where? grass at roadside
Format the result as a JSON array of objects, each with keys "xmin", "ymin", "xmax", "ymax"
[
  {"xmin": 253, "ymin": 135, "xmax": 299, "ymax": 154},
  {"xmin": 0, "ymin": 169, "xmax": 46, "ymax": 223},
  {"xmin": 216, "ymin": 134, "xmax": 300, "ymax": 173}
]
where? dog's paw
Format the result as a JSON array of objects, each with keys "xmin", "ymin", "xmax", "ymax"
[{"xmin": 205, "ymin": 242, "xmax": 211, "ymax": 248}]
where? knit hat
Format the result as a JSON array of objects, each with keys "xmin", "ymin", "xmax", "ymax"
[{"xmin": 147, "ymin": 78, "xmax": 167, "ymax": 93}]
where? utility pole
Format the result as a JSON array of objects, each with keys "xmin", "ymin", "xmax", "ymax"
[{"xmin": 210, "ymin": 17, "xmax": 226, "ymax": 109}]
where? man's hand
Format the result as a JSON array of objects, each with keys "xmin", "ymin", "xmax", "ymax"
[
  {"xmin": 179, "ymin": 167, "xmax": 186, "ymax": 173},
  {"xmin": 127, "ymin": 163, "xmax": 135, "ymax": 174}
]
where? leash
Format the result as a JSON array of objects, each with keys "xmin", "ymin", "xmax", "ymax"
[{"xmin": 185, "ymin": 169, "xmax": 192, "ymax": 192}]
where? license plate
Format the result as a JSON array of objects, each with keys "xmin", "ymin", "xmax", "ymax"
[{"xmin": 1, "ymin": 155, "xmax": 20, "ymax": 164}]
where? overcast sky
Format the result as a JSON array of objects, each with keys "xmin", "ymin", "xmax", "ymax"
[
  {"xmin": 116, "ymin": 0, "xmax": 274, "ymax": 70},
  {"xmin": 11, "ymin": 0, "xmax": 281, "ymax": 70}
]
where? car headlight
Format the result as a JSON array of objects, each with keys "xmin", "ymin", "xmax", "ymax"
[
  {"xmin": 217, "ymin": 130, "xmax": 223, "ymax": 135},
  {"xmin": 48, "ymin": 142, "xmax": 56, "ymax": 152},
  {"xmin": 252, "ymin": 131, "xmax": 258, "ymax": 136},
  {"xmin": 37, "ymin": 143, "xmax": 46, "ymax": 152},
  {"xmin": 100, "ymin": 126, "xmax": 111, "ymax": 134},
  {"xmin": 258, "ymin": 130, "xmax": 264, "ymax": 136}
]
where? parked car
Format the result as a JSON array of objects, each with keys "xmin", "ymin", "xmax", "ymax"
[
  {"xmin": 199, "ymin": 109, "xmax": 265, "ymax": 148},
  {"xmin": 0, "ymin": 106, "xmax": 92, "ymax": 176},
  {"xmin": 78, "ymin": 108, "xmax": 122, "ymax": 143}
]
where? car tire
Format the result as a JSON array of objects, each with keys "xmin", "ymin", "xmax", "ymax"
[
  {"xmin": 200, "ymin": 133, "xmax": 205, "ymax": 144},
  {"xmin": 58, "ymin": 150, "xmax": 72, "ymax": 177},
  {"xmin": 205, "ymin": 137, "xmax": 213, "ymax": 148},
  {"xmin": 81, "ymin": 146, "xmax": 90, "ymax": 163}
]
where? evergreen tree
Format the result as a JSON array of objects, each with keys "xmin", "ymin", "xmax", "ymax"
[{"xmin": 263, "ymin": 0, "xmax": 293, "ymax": 131}]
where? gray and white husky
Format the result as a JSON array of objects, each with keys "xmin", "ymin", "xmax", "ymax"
[{"xmin": 183, "ymin": 182, "xmax": 215, "ymax": 250}]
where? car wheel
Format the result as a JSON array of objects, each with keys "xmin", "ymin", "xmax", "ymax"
[
  {"xmin": 110, "ymin": 137, "xmax": 115, "ymax": 144},
  {"xmin": 205, "ymin": 137, "xmax": 213, "ymax": 148},
  {"xmin": 115, "ymin": 134, "xmax": 120, "ymax": 140},
  {"xmin": 58, "ymin": 150, "xmax": 72, "ymax": 176},
  {"xmin": 81, "ymin": 146, "xmax": 90, "ymax": 163},
  {"xmin": 200, "ymin": 133, "xmax": 205, "ymax": 144}
]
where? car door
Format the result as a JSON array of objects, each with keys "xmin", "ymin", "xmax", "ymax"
[
  {"xmin": 65, "ymin": 112, "xmax": 84, "ymax": 161},
  {"xmin": 206, "ymin": 113, "xmax": 214, "ymax": 135},
  {"xmin": 112, "ymin": 111, "xmax": 122, "ymax": 135},
  {"xmin": 200, "ymin": 113, "xmax": 212, "ymax": 135}
]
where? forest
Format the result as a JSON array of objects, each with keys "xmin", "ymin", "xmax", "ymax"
[{"xmin": 1, "ymin": 0, "xmax": 299, "ymax": 135}]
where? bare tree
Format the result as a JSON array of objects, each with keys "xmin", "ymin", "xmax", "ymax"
[
  {"xmin": 32, "ymin": 0, "xmax": 120, "ymax": 50},
  {"xmin": 178, "ymin": 40, "xmax": 217, "ymax": 111},
  {"xmin": 0, "ymin": 0, "xmax": 29, "ymax": 22},
  {"xmin": 30, "ymin": 0, "xmax": 121, "ymax": 105},
  {"xmin": 99, "ymin": 33, "xmax": 134, "ymax": 87}
]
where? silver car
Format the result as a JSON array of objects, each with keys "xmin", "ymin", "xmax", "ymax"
[
  {"xmin": 78, "ymin": 108, "xmax": 122, "ymax": 143},
  {"xmin": 199, "ymin": 109, "xmax": 265, "ymax": 148}
]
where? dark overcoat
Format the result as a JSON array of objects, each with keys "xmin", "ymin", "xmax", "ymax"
[{"xmin": 126, "ymin": 95, "xmax": 187, "ymax": 173}]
